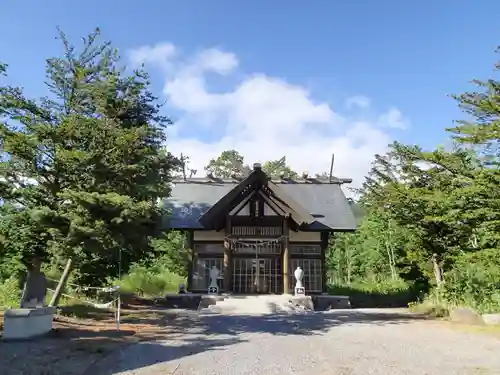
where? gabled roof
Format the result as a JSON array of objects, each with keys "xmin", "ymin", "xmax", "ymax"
[
  {"xmin": 198, "ymin": 167, "xmax": 315, "ymax": 230},
  {"xmin": 264, "ymin": 181, "xmax": 315, "ymax": 225},
  {"xmin": 163, "ymin": 172, "xmax": 357, "ymax": 232},
  {"xmin": 197, "ymin": 167, "xmax": 263, "ymax": 229}
]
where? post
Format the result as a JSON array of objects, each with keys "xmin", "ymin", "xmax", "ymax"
[
  {"xmin": 116, "ymin": 292, "xmax": 121, "ymax": 331},
  {"xmin": 223, "ymin": 240, "xmax": 231, "ymax": 293},
  {"xmin": 186, "ymin": 231, "xmax": 194, "ymax": 292},
  {"xmin": 49, "ymin": 258, "xmax": 73, "ymax": 307},
  {"xmin": 321, "ymin": 232, "xmax": 329, "ymax": 293},
  {"xmin": 224, "ymin": 218, "xmax": 232, "ymax": 292},
  {"xmin": 283, "ymin": 219, "xmax": 290, "ymax": 294}
]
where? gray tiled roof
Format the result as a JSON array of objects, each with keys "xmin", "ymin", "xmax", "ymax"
[{"xmin": 163, "ymin": 179, "xmax": 356, "ymax": 232}]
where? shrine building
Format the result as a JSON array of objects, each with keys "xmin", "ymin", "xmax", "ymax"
[{"xmin": 165, "ymin": 163, "xmax": 356, "ymax": 294}]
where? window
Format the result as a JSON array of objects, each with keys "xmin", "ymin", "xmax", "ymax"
[
  {"xmin": 289, "ymin": 259, "xmax": 322, "ymax": 293},
  {"xmin": 289, "ymin": 244, "xmax": 321, "ymax": 255},
  {"xmin": 192, "ymin": 258, "xmax": 225, "ymax": 291},
  {"xmin": 194, "ymin": 243, "xmax": 224, "ymax": 254}
]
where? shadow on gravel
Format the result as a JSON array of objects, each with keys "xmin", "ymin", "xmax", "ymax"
[
  {"xmin": 192, "ymin": 309, "xmax": 428, "ymax": 337},
  {"xmin": 89, "ymin": 336, "xmax": 244, "ymax": 375},
  {"xmin": 90, "ymin": 309, "xmax": 428, "ymax": 374}
]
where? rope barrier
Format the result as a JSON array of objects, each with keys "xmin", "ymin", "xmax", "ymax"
[
  {"xmin": 46, "ymin": 248, "xmax": 123, "ymax": 331},
  {"xmin": 47, "ymin": 277, "xmax": 118, "ymax": 293},
  {"xmin": 47, "ymin": 287, "xmax": 119, "ymax": 309}
]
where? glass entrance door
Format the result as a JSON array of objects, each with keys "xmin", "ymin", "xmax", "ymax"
[
  {"xmin": 232, "ymin": 257, "xmax": 282, "ymax": 294},
  {"xmin": 253, "ymin": 259, "xmax": 268, "ymax": 293}
]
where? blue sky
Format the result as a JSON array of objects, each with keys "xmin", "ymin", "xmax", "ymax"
[{"xmin": 1, "ymin": 1, "xmax": 499, "ymax": 187}]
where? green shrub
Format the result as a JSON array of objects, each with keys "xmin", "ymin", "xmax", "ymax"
[
  {"xmin": 408, "ymin": 300, "xmax": 449, "ymax": 318},
  {"xmin": 327, "ymin": 278, "xmax": 421, "ymax": 308},
  {"xmin": 442, "ymin": 248, "xmax": 500, "ymax": 314},
  {"xmin": 0, "ymin": 276, "xmax": 21, "ymax": 310},
  {"xmin": 329, "ymin": 277, "xmax": 413, "ymax": 295},
  {"xmin": 114, "ymin": 263, "xmax": 185, "ymax": 297}
]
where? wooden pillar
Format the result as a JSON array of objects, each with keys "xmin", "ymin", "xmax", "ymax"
[
  {"xmin": 223, "ymin": 241, "xmax": 231, "ymax": 292},
  {"xmin": 283, "ymin": 219, "xmax": 290, "ymax": 294},
  {"xmin": 321, "ymin": 232, "xmax": 329, "ymax": 293},
  {"xmin": 223, "ymin": 218, "xmax": 232, "ymax": 293},
  {"xmin": 186, "ymin": 231, "xmax": 194, "ymax": 292}
]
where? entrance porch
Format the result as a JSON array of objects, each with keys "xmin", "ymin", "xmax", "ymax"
[{"xmin": 189, "ymin": 237, "xmax": 325, "ymax": 295}]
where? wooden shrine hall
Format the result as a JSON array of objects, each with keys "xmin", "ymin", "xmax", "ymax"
[{"xmin": 165, "ymin": 163, "xmax": 357, "ymax": 294}]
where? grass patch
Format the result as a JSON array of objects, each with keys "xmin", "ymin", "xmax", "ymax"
[
  {"xmin": 55, "ymin": 302, "xmax": 170, "ymax": 325},
  {"xmin": 0, "ymin": 276, "xmax": 20, "ymax": 310},
  {"xmin": 328, "ymin": 279, "xmax": 422, "ymax": 308},
  {"xmin": 408, "ymin": 300, "xmax": 450, "ymax": 318},
  {"xmin": 57, "ymin": 303, "xmax": 115, "ymax": 320}
]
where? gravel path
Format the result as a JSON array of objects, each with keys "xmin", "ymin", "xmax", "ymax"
[{"xmin": 90, "ymin": 309, "xmax": 500, "ymax": 375}]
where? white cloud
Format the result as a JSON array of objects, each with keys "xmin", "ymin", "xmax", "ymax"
[
  {"xmin": 345, "ymin": 95, "xmax": 371, "ymax": 110},
  {"xmin": 195, "ymin": 48, "xmax": 238, "ymax": 75},
  {"xmin": 377, "ymin": 107, "xmax": 409, "ymax": 130},
  {"xmin": 128, "ymin": 42, "xmax": 177, "ymax": 69},
  {"xmin": 129, "ymin": 43, "xmax": 409, "ymax": 192}
]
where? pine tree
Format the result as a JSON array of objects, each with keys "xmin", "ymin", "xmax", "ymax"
[{"xmin": 0, "ymin": 28, "xmax": 179, "ymax": 286}]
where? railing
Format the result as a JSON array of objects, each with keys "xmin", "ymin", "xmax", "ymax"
[
  {"xmin": 231, "ymin": 240, "xmax": 282, "ymax": 254},
  {"xmin": 230, "ymin": 216, "xmax": 283, "ymax": 237}
]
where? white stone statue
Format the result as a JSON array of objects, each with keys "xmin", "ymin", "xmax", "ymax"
[
  {"xmin": 294, "ymin": 266, "xmax": 305, "ymax": 295},
  {"xmin": 208, "ymin": 266, "xmax": 220, "ymax": 294}
]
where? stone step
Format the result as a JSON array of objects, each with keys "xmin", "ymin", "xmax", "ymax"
[{"xmin": 198, "ymin": 294, "xmax": 314, "ymax": 316}]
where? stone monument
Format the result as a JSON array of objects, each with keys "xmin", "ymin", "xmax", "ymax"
[
  {"xmin": 208, "ymin": 266, "xmax": 220, "ymax": 294},
  {"xmin": 3, "ymin": 257, "xmax": 56, "ymax": 340},
  {"xmin": 20, "ymin": 257, "xmax": 48, "ymax": 308},
  {"xmin": 294, "ymin": 266, "xmax": 305, "ymax": 296}
]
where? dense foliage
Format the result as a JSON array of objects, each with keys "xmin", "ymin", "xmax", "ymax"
[
  {"xmin": 204, "ymin": 150, "xmax": 298, "ymax": 179},
  {"xmin": 329, "ymin": 47, "xmax": 500, "ymax": 313},
  {"xmin": 0, "ymin": 29, "xmax": 179, "ymax": 288}
]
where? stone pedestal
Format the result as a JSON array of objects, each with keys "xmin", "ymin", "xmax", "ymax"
[
  {"xmin": 2, "ymin": 307, "xmax": 56, "ymax": 340},
  {"xmin": 288, "ymin": 295, "xmax": 314, "ymax": 311}
]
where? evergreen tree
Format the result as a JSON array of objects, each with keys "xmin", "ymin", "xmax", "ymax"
[{"xmin": 0, "ymin": 28, "xmax": 179, "ymax": 285}]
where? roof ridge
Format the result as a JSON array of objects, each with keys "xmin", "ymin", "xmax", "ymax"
[{"xmin": 172, "ymin": 177, "xmax": 352, "ymax": 185}]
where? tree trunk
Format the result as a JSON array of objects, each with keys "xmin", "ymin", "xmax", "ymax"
[
  {"xmin": 390, "ymin": 247, "xmax": 396, "ymax": 280},
  {"xmin": 386, "ymin": 220, "xmax": 397, "ymax": 280},
  {"xmin": 432, "ymin": 253, "xmax": 443, "ymax": 285},
  {"xmin": 337, "ymin": 258, "xmax": 341, "ymax": 284},
  {"xmin": 346, "ymin": 247, "xmax": 351, "ymax": 285},
  {"xmin": 49, "ymin": 258, "xmax": 73, "ymax": 307},
  {"xmin": 385, "ymin": 243, "xmax": 396, "ymax": 280}
]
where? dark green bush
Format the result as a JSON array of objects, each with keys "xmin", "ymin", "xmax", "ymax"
[
  {"xmin": 442, "ymin": 248, "xmax": 500, "ymax": 314},
  {"xmin": 328, "ymin": 278, "xmax": 423, "ymax": 308}
]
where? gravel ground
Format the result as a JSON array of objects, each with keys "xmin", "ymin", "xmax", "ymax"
[
  {"xmin": 88, "ymin": 309, "xmax": 500, "ymax": 375},
  {"xmin": 0, "ymin": 308, "xmax": 190, "ymax": 375}
]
